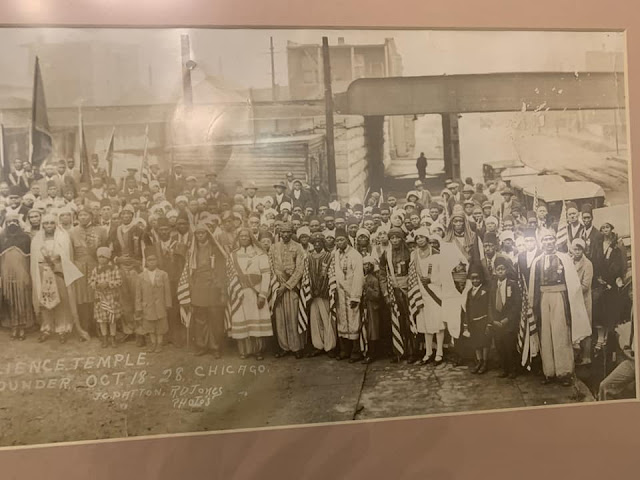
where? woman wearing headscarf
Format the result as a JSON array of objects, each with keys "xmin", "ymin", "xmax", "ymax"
[
  {"xmin": 571, "ymin": 238, "xmax": 594, "ymax": 365},
  {"xmin": 31, "ymin": 213, "xmax": 85, "ymax": 343},
  {"xmin": 0, "ymin": 212, "xmax": 34, "ymax": 339},
  {"xmin": 444, "ymin": 204, "xmax": 481, "ymax": 268},
  {"xmin": 70, "ymin": 205, "xmax": 108, "ymax": 337},
  {"xmin": 227, "ymin": 228, "xmax": 273, "ymax": 360},
  {"xmin": 594, "ymin": 221, "xmax": 626, "ymax": 352},
  {"xmin": 26, "ymin": 209, "xmax": 42, "ymax": 238},
  {"xmin": 379, "ymin": 227, "xmax": 419, "ymax": 364},
  {"xmin": 356, "ymin": 227, "xmax": 372, "ymax": 258}
]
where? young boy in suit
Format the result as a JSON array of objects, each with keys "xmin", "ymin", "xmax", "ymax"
[
  {"xmin": 135, "ymin": 248, "xmax": 172, "ymax": 353},
  {"xmin": 464, "ymin": 265, "xmax": 491, "ymax": 374},
  {"xmin": 488, "ymin": 256, "xmax": 522, "ymax": 379}
]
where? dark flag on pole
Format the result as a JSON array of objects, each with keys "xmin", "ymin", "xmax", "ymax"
[
  {"xmin": 30, "ymin": 56, "xmax": 53, "ymax": 168},
  {"xmin": 105, "ymin": 127, "xmax": 115, "ymax": 178},
  {"xmin": 78, "ymin": 108, "xmax": 91, "ymax": 184}
]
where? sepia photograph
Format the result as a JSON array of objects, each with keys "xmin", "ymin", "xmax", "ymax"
[{"xmin": 0, "ymin": 27, "xmax": 634, "ymax": 448}]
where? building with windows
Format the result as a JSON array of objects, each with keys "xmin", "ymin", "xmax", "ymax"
[{"xmin": 286, "ymin": 38, "xmax": 415, "ymax": 159}]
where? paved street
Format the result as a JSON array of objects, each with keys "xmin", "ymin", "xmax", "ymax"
[{"xmin": 0, "ymin": 335, "xmax": 593, "ymax": 446}]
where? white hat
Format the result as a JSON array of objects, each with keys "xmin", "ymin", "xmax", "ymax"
[{"xmin": 499, "ymin": 230, "xmax": 515, "ymax": 242}]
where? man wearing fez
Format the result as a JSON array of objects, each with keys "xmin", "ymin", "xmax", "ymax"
[
  {"xmin": 346, "ymin": 217, "xmax": 360, "ymax": 248},
  {"xmin": 565, "ymin": 201, "xmax": 583, "ymax": 244},
  {"xmin": 379, "ymin": 227, "xmax": 419, "ymax": 364},
  {"xmin": 306, "ymin": 232, "xmax": 335, "ymax": 357},
  {"xmin": 111, "ymin": 204, "xmax": 145, "ymax": 345},
  {"xmin": 481, "ymin": 231, "xmax": 512, "ymax": 281},
  {"xmin": 5, "ymin": 186, "xmax": 30, "ymax": 222},
  {"xmin": 145, "ymin": 216, "xmax": 183, "ymax": 345},
  {"xmin": 528, "ymin": 230, "xmax": 591, "ymax": 386},
  {"xmin": 516, "ymin": 227, "xmax": 540, "ymax": 287},
  {"xmin": 0, "ymin": 212, "xmax": 34, "ymax": 339},
  {"xmin": 70, "ymin": 205, "xmax": 108, "ymax": 337},
  {"xmin": 190, "ymin": 222, "xmax": 226, "ymax": 358},
  {"xmin": 8, "ymin": 158, "xmax": 30, "ymax": 196},
  {"xmin": 579, "ymin": 203, "xmax": 603, "ymax": 267},
  {"xmin": 334, "ymin": 228, "xmax": 365, "ymax": 362},
  {"xmin": 488, "ymin": 255, "xmax": 522, "ymax": 379},
  {"xmin": 271, "ymin": 222, "xmax": 306, "ymax": 358}
]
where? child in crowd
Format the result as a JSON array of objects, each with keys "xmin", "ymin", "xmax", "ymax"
[
  {"xmin": 362, "ymin": 255, "xmax": 382, "ymax": 364},
  {"xmin": 89, "ymin": 247, "xmax": 122, "ymax": 348},
  {"xmin": 135, "ymin": 249, "xmax": 172, "ymax": 353},
  {"xmin": 463, "ymin": 265, "xmax": 490, "ymax": 374}
]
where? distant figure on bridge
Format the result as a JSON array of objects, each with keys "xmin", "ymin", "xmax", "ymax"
[{"xmin": 416, "ymin": 152, "xmax": 428, "ymax": 181}]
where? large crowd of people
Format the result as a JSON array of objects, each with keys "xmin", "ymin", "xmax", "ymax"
[{"xmin": 0, "ymin": 153, "xmax": 633, "ymax": 394}]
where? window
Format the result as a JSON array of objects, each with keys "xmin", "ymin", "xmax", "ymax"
[
  {"xmin": 366, "ymin": 61, "xmax": 384, "ymax": 77},
  {"xmin": 353, "ymin": 53, "xmax": 365, "ymax": 79},
  {"xmin": 301, "ymin": 49, "xmax": 318, "ymax": 84}
]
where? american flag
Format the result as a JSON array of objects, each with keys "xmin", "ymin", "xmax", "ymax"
[
  {"xmin": 99, "ymin": 300, "xmax": 115, "ymax": 324},
  {"xmin": 516, "ymin": 272, "xmax": 539, "ymax": 370},
  {"xmin": 140, "ymin": 124, "xmax": 150, "ymax": 187},
  {"xmin": 297, "ymin": 257, "xmax": 311, "ymax": 334},
  {"xmin": 407, "ymin": 261, "xmax": 424, "ymax": 334},
  {"xmin": 384, "ymin": 261, "xmax": 405, "ymax": 356},
  {"xmin": 556, "ymin": 200, "xmax": 568, "ymax": 248},
  {"xmin": 359, "ymin": 302, "xmax": 369, "ymax": 356},
  {"xmin": 328, "ymin": 257, "xmax": 338, "ymax": 329},
  {"xmin": 225, "ymin": 255, "xmax": 244, "ymax": 332},
  {"xmin": 176, "ymin": 258, "xmax": 192, "ymax": 328},
  {"xmin": 267, "ymin": 254, "xmax": 281, "ymax": 311}
]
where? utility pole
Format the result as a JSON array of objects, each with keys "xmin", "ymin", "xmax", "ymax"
[
  {"xmin": 613, "ymin": 56, "xmax": 620, "ymax": 155},
  {"xmin": 181, "ymin": 34, "xmax": 193, "ymax": 107},
  {"xmin": 270, "ymin": 36, "xmax": 278, "ymax": 101},
  {"xmin": 322, "ymin": 36, "xmax": 337, "ymax": 195}
]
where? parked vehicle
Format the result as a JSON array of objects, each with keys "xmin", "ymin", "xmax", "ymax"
[{"xmin": 482, "ymin": 159, "xmax": 524, "ymax": 183}]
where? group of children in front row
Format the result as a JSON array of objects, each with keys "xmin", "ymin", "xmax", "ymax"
[
  {"xmin": 89, "ymin": 246, "xmax": 171, "ymax": 353},
  {"xmin": 89, "ymin": 240, "xmax": 518, "ymax": 375}
]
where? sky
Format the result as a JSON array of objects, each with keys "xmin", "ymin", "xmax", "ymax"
[{"xmin": 0, "ymin": 28, "xmax": 625, "ymax": 106}]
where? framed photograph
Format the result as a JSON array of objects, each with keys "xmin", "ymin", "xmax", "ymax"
[{"xmin": 0, "ymin": 1, "xmax": 638, "ymax": 479}]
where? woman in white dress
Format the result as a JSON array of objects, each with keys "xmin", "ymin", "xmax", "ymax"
[
  {"xmin": 412, "ymin": 227, "xmax": 446, "ymax": 365},
  {"xmin": 228, "ymin": 228, "xmax": 273, "ymax": 360}
]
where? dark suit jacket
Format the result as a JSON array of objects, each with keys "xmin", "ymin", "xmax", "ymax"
[
  {"xmin": 516, "ymin": 250, "xmax": 542, "ymax": 284},
  {"xmin": 582, "ymin": 226, "xmax": 604, "ymax": 282},
  {"xmin": 272, "ymin": 194, "xmax": 292, "ymax": 212},
  {"xmin": 135, "ymin": 269, "xmax": 172, "ymax": 321},
  {"xmin": 481, "ymin": 253, "xmax": 515, "ymax": 282},
  {"xmin": 464, "ymin": 285, "xmax": 490, "ymax": 327},
  {"xmin": 488, "ymin": 277, "xmax": 522, "ymax": 333},
  {"xmin": 290, "ymin": 190, "xmax": 311, "ymax": 209},
  {"xmin": 567, "ymin": 223, "xmax": 584, "ymax": 245},
  {"xmin": 168, "ymin": 174, "xmax": 187, "ymax": 199},
  {"xmin": 310, "ymin": 185, "xmax": 330, "ymax": 209}
]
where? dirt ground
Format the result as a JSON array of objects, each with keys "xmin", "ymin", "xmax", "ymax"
[{"xmin": 0, "ymin": 330, "xmax": 597, "ymax": 448}]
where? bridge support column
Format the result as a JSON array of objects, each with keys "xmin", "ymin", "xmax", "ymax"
[
  {"xmin": 364, "ymin": 115, "xmax": 385, "ymax": 190},
  {"xmin": 441, "ymin": 113, "xmax": 461, "ymax": 180}
]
